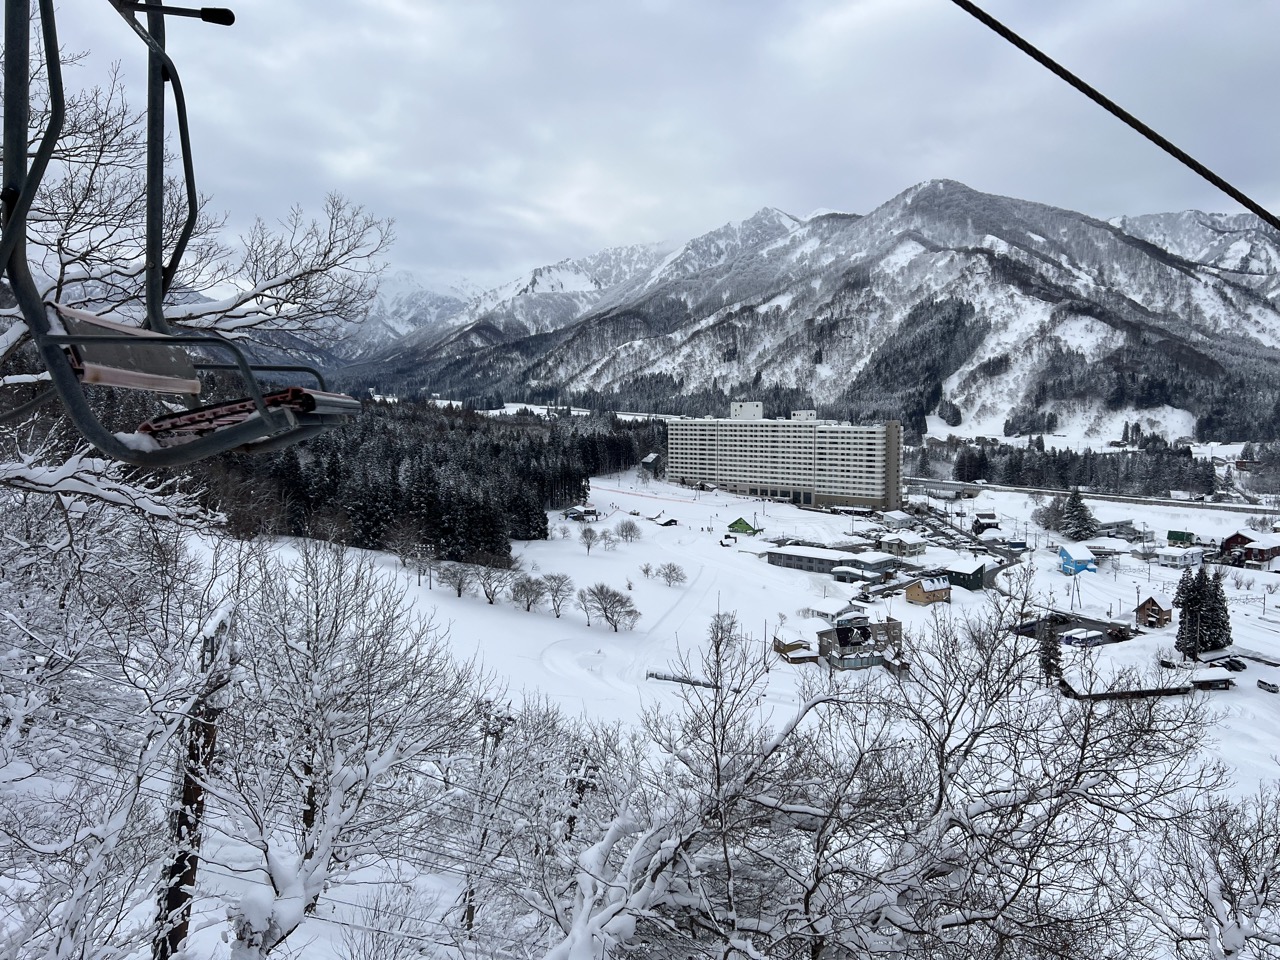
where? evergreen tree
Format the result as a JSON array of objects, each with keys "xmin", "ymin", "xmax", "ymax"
[
  {"xmin": 1175, "ymin": 567, "xmax": 1210, "ymax": 659},
  {"xmin": 1203, "ymin": 570, "xmax": 1233, "ymax": 652},
  {"xmin": 1059, "ymin": 489, "xmax": 1099, "ymax": 541}
]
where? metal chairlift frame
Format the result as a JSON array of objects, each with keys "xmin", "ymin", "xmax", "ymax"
[{"xmin": 0, "ymin": 0, "xmax": 361, "ymax": 467}]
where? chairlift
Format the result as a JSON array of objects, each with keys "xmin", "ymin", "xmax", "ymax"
[{"xmin": 0, "ymin": 0, "xmax": 361, "ymax": 467}]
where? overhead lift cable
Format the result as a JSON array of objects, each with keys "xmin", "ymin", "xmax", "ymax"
[{"xmin": 948, "ymin": 0, "xmax": 1280, "ymax": 235}]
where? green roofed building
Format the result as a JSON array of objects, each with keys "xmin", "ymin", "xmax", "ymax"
[{"xmin": 728, "ymin": 517, "xmax": 762, "ymax": 535}]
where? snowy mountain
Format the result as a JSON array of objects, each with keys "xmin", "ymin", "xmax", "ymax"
[
  {"xmin": 341, "ymin": 270, "xmax": 470, "ymax": 359},
  {"xmin": 343, "ymin": 181, "xmax": 1280, "ymax": 441}
]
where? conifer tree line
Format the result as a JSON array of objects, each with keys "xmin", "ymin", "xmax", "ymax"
[
  {"xmin": 1173, "ymin": 566, "xmax": 1233, "ymax": 657},
  {"xmin": 201, "ymin": 401, "xmax": 665, "ymax": 562},
  {"xmin": 946, "ymin": 436, "xmax": 1217, "ymax": 497}
]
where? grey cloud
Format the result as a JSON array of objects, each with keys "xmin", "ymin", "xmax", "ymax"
[{"xmin": 55, "ymin": 0, "xmax": 1280, "ymax": 290}]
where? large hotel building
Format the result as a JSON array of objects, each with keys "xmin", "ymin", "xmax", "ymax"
[{"xmin": 666, "ymin": 402, "xmax": 903, "ymax": 510}]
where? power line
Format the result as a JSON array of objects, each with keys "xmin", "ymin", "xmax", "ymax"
[{"xmin": 947, "ymin": 0, "xmax": 1280, "ymax": 235}]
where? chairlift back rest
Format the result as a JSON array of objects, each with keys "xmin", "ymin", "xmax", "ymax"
[{"xmin": 56, "ymin": 306, "xmax": 202, "ymax": 395}]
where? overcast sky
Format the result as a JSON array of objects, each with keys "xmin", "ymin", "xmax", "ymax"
[{"xmin": 61, "ymin": 0, "xmax": 1280, "ymax": 292}]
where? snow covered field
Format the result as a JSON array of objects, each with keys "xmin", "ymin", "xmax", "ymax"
[{"xmin": 377, "ymin": 475, "xmax": 1280, "ymax": 795}]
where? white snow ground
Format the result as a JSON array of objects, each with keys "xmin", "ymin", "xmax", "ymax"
[{"xmin": 189, "ymin": 476, "xmax": 1280, "ymax": 955}]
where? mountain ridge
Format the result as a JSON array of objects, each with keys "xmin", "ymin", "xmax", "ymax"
[{"xmin": 342, "ymin": 180, "xmax": 1280, "ymax": 441}]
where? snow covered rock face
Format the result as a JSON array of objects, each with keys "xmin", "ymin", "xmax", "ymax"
[{"xmin": 347, "ymin": 181, "xmax": 1280, "ymax": 440}]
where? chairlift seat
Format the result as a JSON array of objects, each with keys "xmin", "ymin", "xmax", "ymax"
[
  {"xmin": 59, "ymin": 308, "xmax": 202, "ymax": 395},
  {"xmin": 49, "ymin": 302, "xmax": 361, "ymax": 453}
]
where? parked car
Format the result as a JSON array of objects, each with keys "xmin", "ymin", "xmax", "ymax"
[
  {"xmin": 1257, "ymin": 679, "xmax": 1279, "ymax": 694},
  {"xmin": 1222, "ymin": 658, "xmax": 1248, "ymax": 672}
]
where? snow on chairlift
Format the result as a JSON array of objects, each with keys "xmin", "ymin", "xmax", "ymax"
[{"xmin": 0, "ymin": 0, "xmax": 361, "ymax": 466}]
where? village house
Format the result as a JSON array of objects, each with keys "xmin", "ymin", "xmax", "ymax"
[
  {"xmin": 1059, "ymin": 543, "xmax": 1097, "ymax": 576},
  {"xmin": 1222, "ymin": 530, "xmax": 1280, "ymax": 568},
  {"xmin": 765, "ymin": 545, "xmax": 859, "ymax": 575},
  {"xmin": 945, "ymin": 556, "xmax": 990, "ymax": 592},
  {"xmin": 971, "ymin": 510, "xmax": 1000, "ymax": 535},
  {"xmin": 832, "ymin": 551, "xmax": 898, "ymax": 584},
  {"xmin": 727, "ymin": 517, "xmax": 762, "ymax": 536},
  {"xmin": 905, "ymin": 577, "xmax": 951, "ymax": 606},
  {"xmin": 817, "ymin": 618, "xmax": 904, "ymax": 671},
  {"xmin": 798, "ymin": 597, "xmax": 859, "ymax": 623},
  {"xmin": 1095, "ymin": 518, "xmax": 1137, "ymax": 539},
  {"xmin": 1137, "ymin": 593, "xmax": 1174, "ymax": 629},
  {"xmin": 880, "ymin": 509, "xmax": 915, "ymax": 531},
  {"xmin": 771, "ymin": 617, "xmax": 830, "ymax": 665},
  {"xmin": 1154, "ymin": 545, "xmax": 1204, "ymax": 568},
  {"xmin": 879, "ymin": 530, "xmax": 927, "ymax": 558},
  {"xmin": 771, "ymin": 635, "xmax": 821, "ymax": 664}
]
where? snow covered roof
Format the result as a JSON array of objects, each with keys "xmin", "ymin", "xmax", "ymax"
[
  {"xmin": 767, "ymin": 545, "xmax": 856, "ymax": 562},
  {"xmin": 1061, "ymin": 543, "xmax": 1095, "ymax": 560},
  {"xmin": 801, "ymin": 597, "xmax": 853, "ymax": 616},
  {"xmin": 1140, "ymin": 593, "xmax": 1174, "ymax": 609},
  {"xmin": 1235, "ymin": 529, "xmax": 1280, "ymax": 549},
  {"xmin": 882, "ymin": 531, "xmax": 926, "ymax": 545},
  {"xmin": 946, "ymin": 557, "xmax": 988, "ymax": 575},
  {"xmin": 1156, "ymin": 546, "xmax": 1201, "ymax": 557},
  {"xmin": 849, "ymin": 550, "xmax": 896, "ymax": 565},
  {"xmin": 882, "ymin": 510, "xmax": 912, "ymax": 522},
  {"xmin": 914, "ymin": 577, "xmax": 950, "ymax": 593}
]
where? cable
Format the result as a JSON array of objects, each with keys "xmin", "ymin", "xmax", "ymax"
[{"xmin": 948, "ymin": 0, "xmax": 1280, "ymax": 235}]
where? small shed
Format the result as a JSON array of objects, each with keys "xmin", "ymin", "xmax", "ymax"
[
  {"xmin": 639, "ymin": 452, "xmax": 664, "ymax": 477},
  {"xmin": 1059, "ymin": 543, "xmax": 1097, "ymax": 576},
  {"xmin": 727, "ymin": 517, "xmax": 762, "ymax": 536},
  {"xmin": 1137, "ymin": 593, "xmax": 1173, "ymax": 629},
  {"xmin": 905, "ymin": 577, "xmax": 951, "ymax": 606},
  {"xmin": 772, "ymin": 636, "xmax": 821, "ymax": 664}
]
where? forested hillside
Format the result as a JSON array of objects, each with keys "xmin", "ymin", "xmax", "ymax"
[{"xmin": 202, "ymin": 401, "xmax": 666, "ymax": 561}]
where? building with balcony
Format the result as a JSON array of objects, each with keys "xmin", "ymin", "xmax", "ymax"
[{"xmin": 666, "ymin": 405, "xmax": 903, "ymax": 510}]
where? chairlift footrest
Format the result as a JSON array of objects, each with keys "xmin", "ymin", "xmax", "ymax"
[{"xmin": 138, "ymin": 387, "xmax": 361, "ymax": 446}]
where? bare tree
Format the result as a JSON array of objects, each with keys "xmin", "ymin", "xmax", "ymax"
[
  {"xmin": 614, "ymin": 519, "xmax": 642, "ymax": 543},
  {"xmin": 656, "ymin": 562, "xmax": 688, "ymax": 587},
  {"xmin": 598, "ymin": 529, "xmax": 618, "ymax": 551},
  {"xmin": 511, "ymin": 574, "xmax": 548, "ymax": 612},
  {"xmin": 0, "ymin": 506, "xmax": 252, "ymax": 959},
  {"xmin": 542, "ymin": 573, "xmax": 574, "ymax": 618},
  {"xmin": 1140, "ymin": 787, "xmax": 1280, "ymax": 959},
  {"xmin": 639, "ymin": 562, "xmax": 654, "ymax": 579},
  {"xmin": 580, "ymin": 583, "xmax": 641, "ymax": 632},
  {"xmin": 530, "ymin": 593, "xmax": 1223, "ymax": 959},
  {"xmin": 13, "ymin": 56, "xmax": 392, "ymax": 347},
  {"xmin": 439, "ymin": 562, "xmax": 476, "ymax": 598},
  {"xmin": 337, "ymin": 886, "xmax": 440, "ymax": 960},
  {"xmin": 476, "ymin": 555, "xmax": 520, "ymax": 605},
  {"xmin": 216, "ymin": 543, "xmax": 481, "ymax": 957},
  {"xmin": 578, "ymin": 527, "xmax": 599, "ymax": 554}
]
